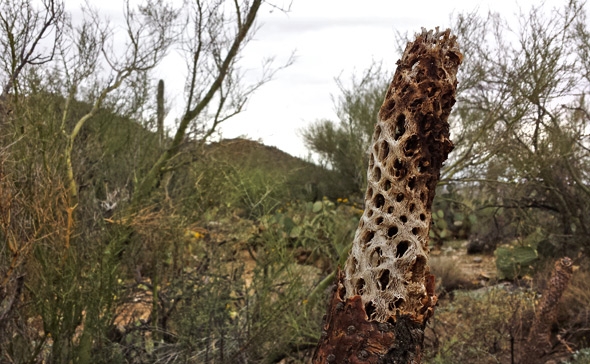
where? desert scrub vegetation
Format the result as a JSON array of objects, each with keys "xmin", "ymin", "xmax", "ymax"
[
  {"xmin": 424, "ymin": 287, "xmax": 537, "ymax": 364},
  {"xmin": 422, "ymin": 258, "xmax": 590, "ymax": 364},
  {"xmin": 1, "ymin": 0, "xmax": 590, "ymax": 363},
  {"xmin": 428, "ymin": 256, "xmax": 472, "ymax": 296}
]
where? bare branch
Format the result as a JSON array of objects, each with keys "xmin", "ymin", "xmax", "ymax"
[{"xmin": 0, "ymin": 0, "xmax": 64, "ymax": 99}]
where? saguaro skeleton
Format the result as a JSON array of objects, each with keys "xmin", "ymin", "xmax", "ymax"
[{"xmin": 313, "ymin": 28, "xmax": 462, "ymax": 363}]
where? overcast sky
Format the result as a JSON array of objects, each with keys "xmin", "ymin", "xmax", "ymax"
[
  {"xmin": 213, "ymin": 0, "xmax": 568, "ymax": 158},
  {"xmin": 72, "ymin": 0, "xmax": 566, "ymax": 158}
]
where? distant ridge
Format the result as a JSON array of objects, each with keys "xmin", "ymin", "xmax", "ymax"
[
  {"xmin": 205, "ymin": 137, "xmax": 352, "ymax": 201},
  {"xmin": 207, "ymin": 137, "xmax": 311, "ymax": 169}
]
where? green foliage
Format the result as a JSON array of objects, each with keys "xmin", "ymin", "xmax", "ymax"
[
  {"xmin": 175, "ymin": 138, "xmax": 350, "ymax": 220},
  {"xmin": 301, "ymin": 64, "xmax": 388, "ymax": 195},
  {"xmin": 255, "ymin": 199, "xmax": 360, "ymax": 271},
  {"xmin": 5, "ymin": 0, "xmax": 590, "ymax": 362},
  {"xmin": 445, "ymin": 1, "xmax": 590, "ymax": 257},
  {"xmin": 428, "ymin": 185, "xmax": 479, "ymax": 245},
  {"xmin": 494, "ymin": 229, "xmax": 547, "ymax": 280},
  {"xmin": 495, "ymin": 246, "xmax": 538, "ymax": 280},
  {"xmin": 107, "ymin": 198, "xmax": 359, "ymax": 363},
  {"xmin": 564, "ymin": 348, "xmax": 590, "ymax": 364}
]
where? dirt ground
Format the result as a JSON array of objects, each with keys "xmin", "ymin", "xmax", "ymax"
[{"xmin": 432, "ymin": 239, "xmax": 497, "ymax": 283}]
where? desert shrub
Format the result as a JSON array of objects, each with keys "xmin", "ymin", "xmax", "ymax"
[
  {"xmin": 176, "ymin": 152, "xmax": 291, "ymax": 220},
  {"xmin": 73, "ymin": 197, "xmax": 360, "ymax": 363},
  {"xmin": 424, "ymin": 288, "xmax": 536, "ymax": 364},
  {"xmin": 564, "ymin": 348, "xmax": 590, "ymax": 364},
  {"xmin": 429, "ymin": 256, "xmax": 472, "ymax": 295},
  {"xmin": 151, "ymin": 216, "xmax": 327, "ymax": 363},
  {"xmin": 542, "ymin": 259, "xmax": 590, "ymax": 351},
  {"xmin": 252, "ymin": 199, "xmax": 361, "ymax": 274}
]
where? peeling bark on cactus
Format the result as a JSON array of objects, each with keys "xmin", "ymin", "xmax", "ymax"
[{"xmin": 313, "ymin": 28, "xmax": 462, "ymax": 363}]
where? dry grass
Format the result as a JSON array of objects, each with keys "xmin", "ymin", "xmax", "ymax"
[
  {"xmin": 423, "ymin": 257, "xmax": 590, "ymax": 363},
  {"xmin": 424, "ymin": 287, "xmax": 536, "ymax": 363},
  {"xmin": 429, "ymin": 256, "xmax": 473, "ymax": 295},
  {"xmin": 557, "ymin": 260, "xmax": 590, "ymax": 351}
]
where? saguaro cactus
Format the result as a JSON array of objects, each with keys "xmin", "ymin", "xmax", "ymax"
[
  {"xmin": 157, "ymin": 79, "xmax": 165, "ymax": 147},
  {"xmin": 313, "ymin": 28, "xmax": 462, "ymax": 363}
]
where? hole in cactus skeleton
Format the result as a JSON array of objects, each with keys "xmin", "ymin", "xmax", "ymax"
[
  {"xmin": 356, "ymin": 278, "xmax": 366, "ymax": 294},
  {"xmin": 393, "ymin": 159, "xmax": 405, "ymax": 178},
  {"xmin": 380, "ymin": 140, "xmax": 390, "ymax": 159},
  {"xmin": 374, "ymin": 194, "xmax": 385, "ymax": 208},
  {"xmin": 404, "ymin": 135, "xmax": 419, "ymax": 156},
  {"xmin": 408, "ymin": 177, "xmax": 416, "ymax": 190},
  {"xmin": 374, "ymin": 166, "xmax": 381, "ymax": 181},
  {"xmin": 387, "ymin": 226, "xmax": 398, "ymax": 237},
  {"xmin": 410, "ymin": 97, "xmax": 423, "ymax": 109},
  {"xmin": 339, "ymin": 283, "xmax": 347, "ymax": 300},
  {"xmin": 380, "ymin": 99, "xmax": 396, "ymax": 121},
  {"xmin": 396, "ymin": 241, "xmax": 410, "ymax": 258},
  {"xmin": 384, "ymin": 180, "xmax": 392, "ymax": 191},
  {"xmin": 394, "ymin": 114, "xmax": 406, "ymax": 140},
  {"xmin": 378, "ymin": 269, "xmax": 390, "ymax": 290},
  {"xmin": 371, "ymin": 247, "xmax": 383, "ymax": 266},
  {"xmin": 389, "ymin": 298, "xmax": 404, "ymax": 312},
  {"xmin": 365, "ymin": 302, "xmax": 376, "ymax": 319},
  {"xmin": 363, "ymin": 231, "xmax": 375, "ymax": 245}
]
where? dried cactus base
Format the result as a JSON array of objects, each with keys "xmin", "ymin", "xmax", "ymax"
[{"xmin": 313, "ymin": 270, "xmax": 426, "ymax": 363}]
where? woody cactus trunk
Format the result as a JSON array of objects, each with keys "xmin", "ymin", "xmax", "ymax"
[{"xmin": 313, "ymin": 28, "xmax": 462, "ymax": 363}]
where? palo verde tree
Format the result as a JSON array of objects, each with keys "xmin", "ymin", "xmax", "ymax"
[
  {"xmin": 446, "ymin": 0, "xmax": 590, "ymax": 256},
  {"xmin": 0, "ymin": 0, "xmax": 64, "ymax": 106},
  {"xmin": 301, "ymin": 64, "xmax": 389, "ymax": 195},
  {"xmin": 0, "ymin": 0, "xmax": 177, "ymax": 359},
  {"xmin": 0, "ymin": 0, "xmax": 292, "ymax": 361},
  {"xmin": 303, "ymin": 1, "xmax": 590, "ymax": 256},
  {"xmin": 134, "ymin": 0, "xmax": 293, "ymax": 204},
  {"xmin": 58, "ymin": 2, "xmax": 178, "ymax": 209}
]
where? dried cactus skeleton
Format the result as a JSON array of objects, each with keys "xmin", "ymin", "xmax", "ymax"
[
  {"xmin": 313, "ymin": 28, "xmax": 462, "ymax": 363},
  {"xmin": 522, "ymin": 257, "xmax": 574, "ymax": 364}
]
